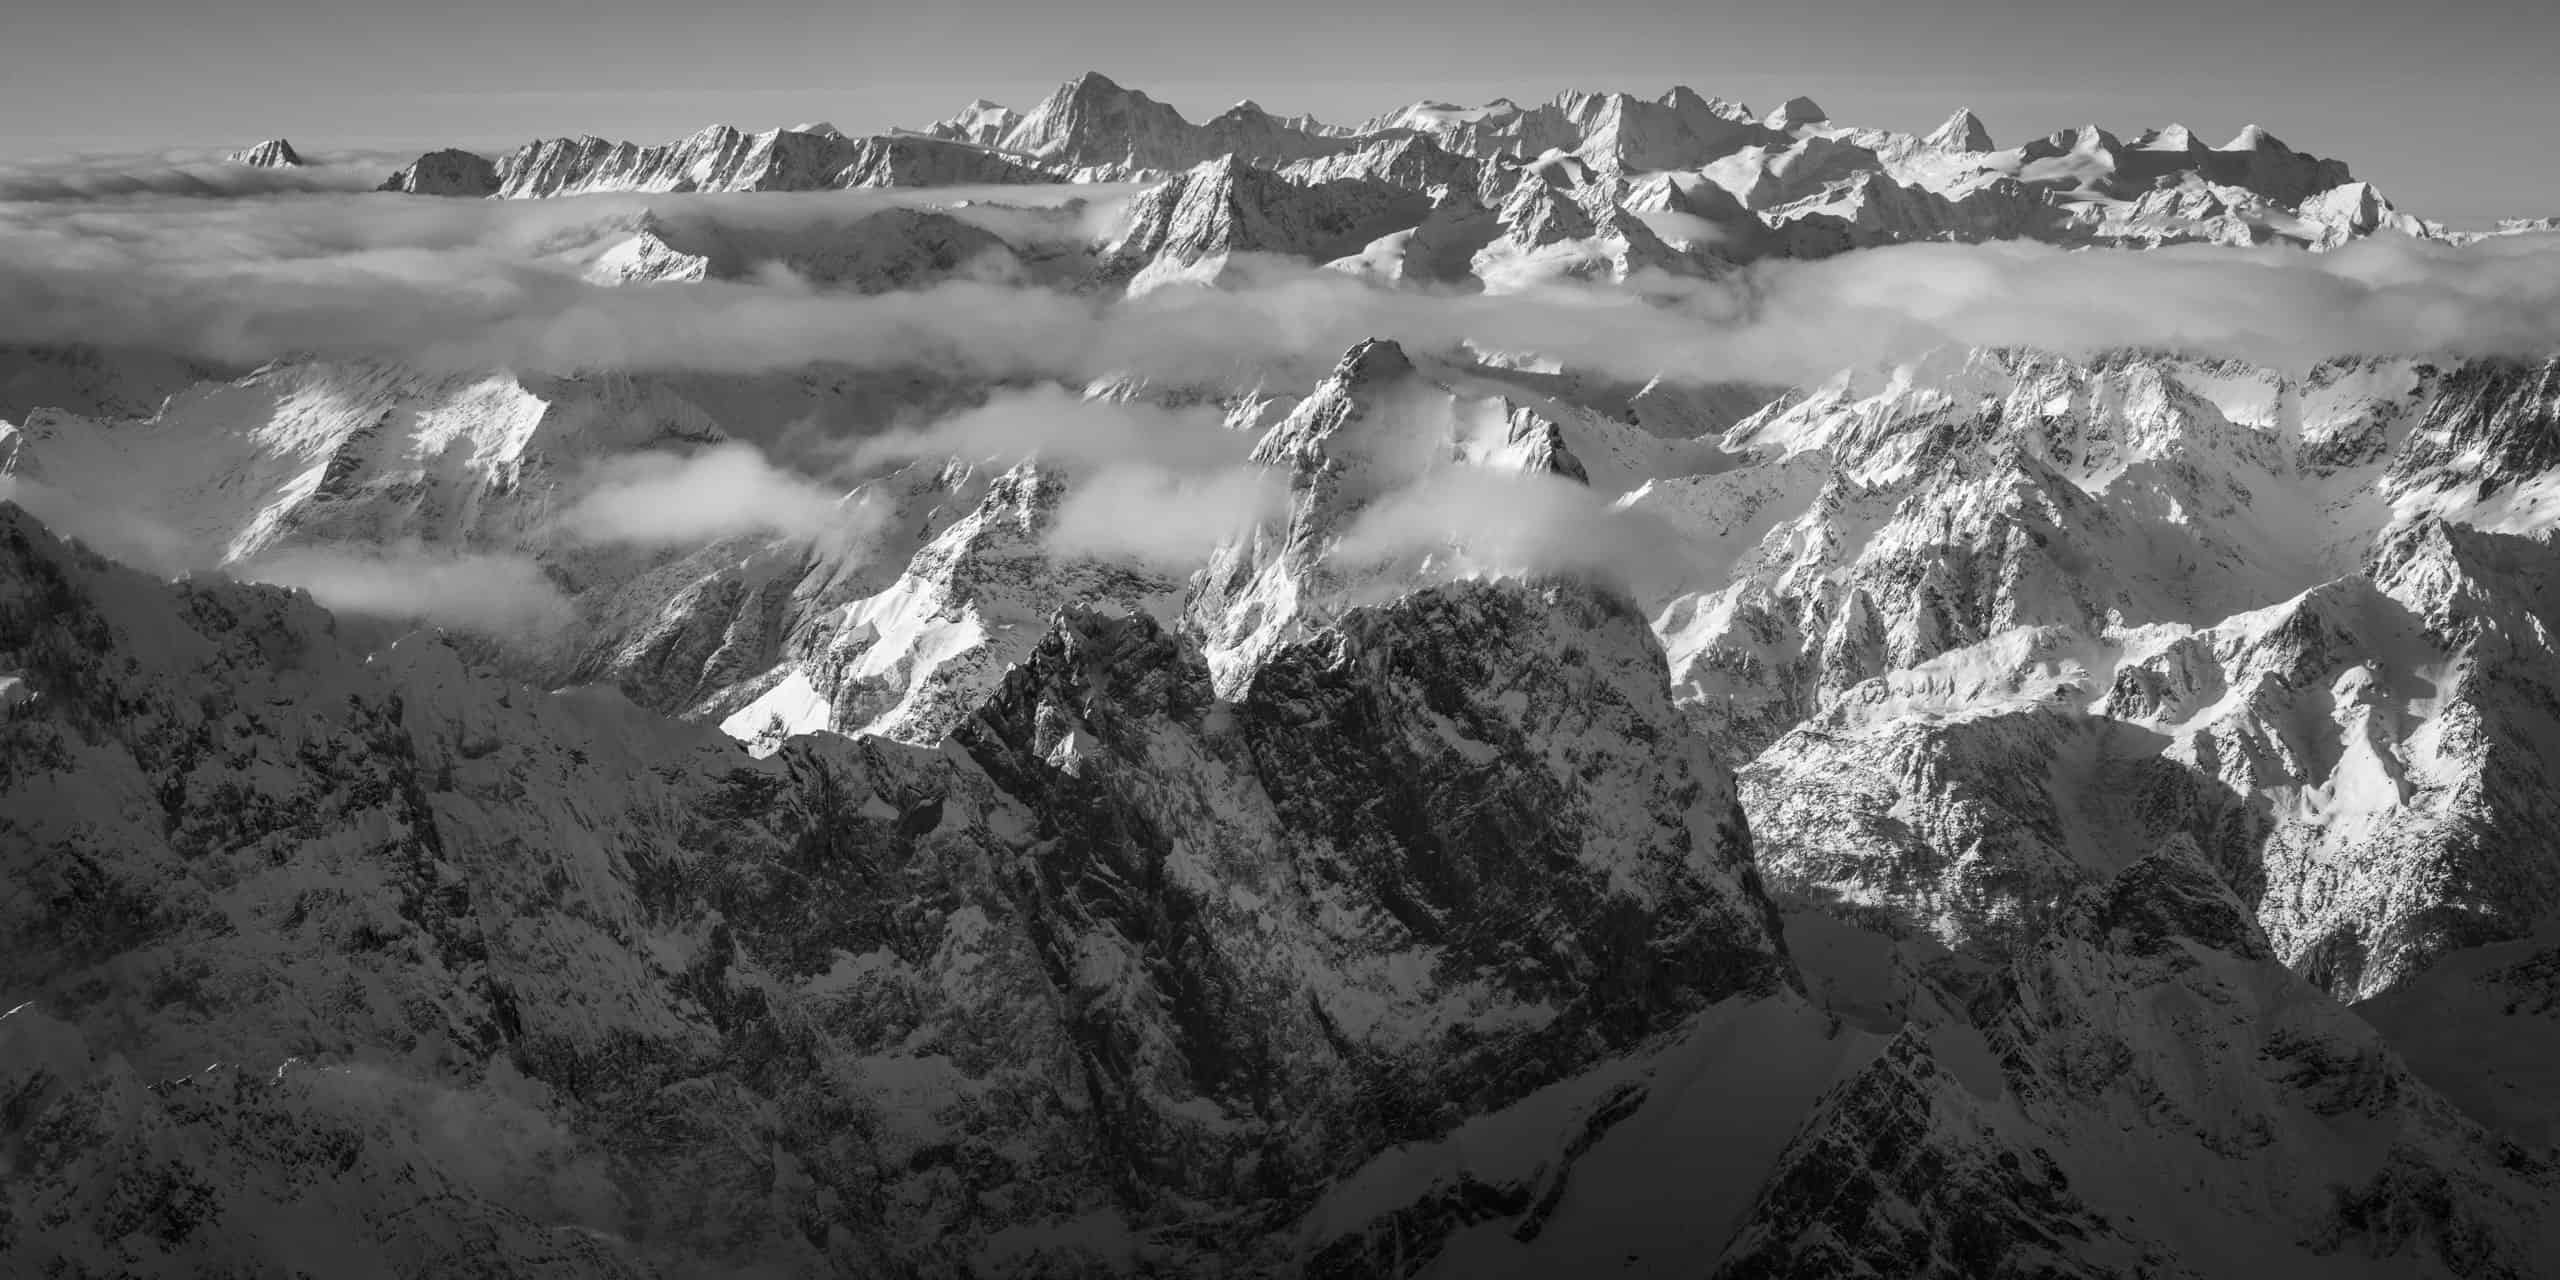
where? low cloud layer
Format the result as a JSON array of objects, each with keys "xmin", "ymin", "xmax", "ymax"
[
  {"xmin": 0, "ymin": 474, "xmax": 199, "ymax": 575},
  {"xmin": 7, "ymin": 164, "xmax": 2560, "ymax": 634},
  {"xmin": 557, "ymin": 441, "xmax": 863, "ymax": 547},
  {"xmin": 6, "ymin": 177, "xmax": 2560, "ymax": 392},
  {"xmin": 847, "ymin": 385, "xmax": 1241, "ymax": 474},
  {"xmin": 1048, "ymin": 464, "xmax": 1289, "ymax": 567},
  {"xmin": 0, "ymin": 473, "xmax": 570, "ymax": 636},
  {"xmin": 0, "ymin": 150, "xmax": 413, "ymax": 203},
  {"xmin": 1333, "ymin": 467, "xmax": 1691, "ymax": 597},
  {"xmin": 240, "ymin": 545, "xmax": 575, "ymax": 636}
]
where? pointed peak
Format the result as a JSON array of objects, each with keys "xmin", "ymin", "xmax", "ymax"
[
  {"xmin": 2061, "ymin": 123, "xmax": 2122, "ymax": 153},
  {"xmin": 2223, "ymin": 123, "xmax": 2286, "ymax": 152},
  {"xmin": 1923, "ymin": 108, "xmax": 1994, "ymax": 153},
  {"xmin": 228, "ymin": 138, "xmax": 304, "ymax": 167},
  {"xmin": 1069, "ymin": 70, "xmax": 1130, "ymax": 96},
  {"xmin": 1764, "ymin": 96, "xmax": 1829, "ymax": 131},
  {"xmin": 1333, "ymin": 339, "xmax": 1417, "ymax": 387},
  {"xmin": 1189, "ymin": 151, "xmax": 1261, "ymax": 181},
  {"xmin": 2138, "ymin": 122, "xmax": 2199, "ymax": 151}
]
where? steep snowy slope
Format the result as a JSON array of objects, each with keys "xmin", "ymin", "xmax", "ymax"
[
  {"xmin": 0, "ymin": 360, "xmax": 728, "ymax": 569},
  {"xmin": 586, "ymin": 207, "xmax": 1024, "ymax": 289},
  {"xmin": 1190, "ymin": 339, "xmax": 1595, "ymax": 688},
  {"xmin": 1102, "ymin": 156, "xmax": 1431, "ymax": 291},
  {"xmin": 1639, "ymin": 352, "xmax": 2560, "ymax": 1015},
  {"xmin": 0, "ymin": 356, "xmax": 972, "ymax": 725}
]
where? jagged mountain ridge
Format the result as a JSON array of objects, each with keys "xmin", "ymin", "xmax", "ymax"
[{"xmin": 356, "ymin": 70, "xmax": 2432, "ymax": 262}]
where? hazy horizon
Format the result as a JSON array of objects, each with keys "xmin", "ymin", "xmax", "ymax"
[{"xmin": 7, "ymin": 0, "xmax": 2557, "ymax": 225}]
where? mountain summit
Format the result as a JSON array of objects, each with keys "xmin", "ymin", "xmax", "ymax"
[{"xmin": 226, "ymin": 138, "xmax": 303, "ymax": 167}]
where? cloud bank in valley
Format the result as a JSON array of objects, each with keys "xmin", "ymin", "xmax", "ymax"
[
  {"xmin": 244, "ymin": 545, "xmax": 576, "ymax": 637},
  {"xmin": 5, "ymin": 179, "xmax": 2560, "ymax": 391},
  {"xmin": 846, "ymin": 384, "xmax": 1242, "ymax": 473},
  {"xmin": 0, "ymin": 149, "xmax": 418, "ymax": 203},
  {"xmin": 0, "ymin": 468, "xmax": 570, "ymax": 638},
  {"xmin": 1047, "ymin": 464, "xmax": 1289, "ymax": 568},
  {"xmin": 1332, "ymin": 466, "xmax": 1693, "ymax": 597},
  {"xmin": 557, "ymin": 441, "xmax": 867, "ymax": 548}
]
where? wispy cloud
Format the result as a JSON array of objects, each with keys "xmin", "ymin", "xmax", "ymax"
[
  {"xmin": 238, "ymin": 544, "xmax": 575, "ymax": 637},
  {"xmin": 846, "ymin": 384, "xmax": 1242, "ymax": 473},
  {"xmin": 1332, "ymin": 466, "xmax": 1691, "ymax": 596},
  {"xmin": 1047, "ymin": 463, "xmax": 1289, "ymax": 567},
  {"xmin": 556, "ymin": 441, "xmax": 868, "ymax": 547}
]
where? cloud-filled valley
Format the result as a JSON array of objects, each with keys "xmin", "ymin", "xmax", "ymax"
[{"xmin": 8, "ymin": 175, "xmax": 2560, "ymax": 400}]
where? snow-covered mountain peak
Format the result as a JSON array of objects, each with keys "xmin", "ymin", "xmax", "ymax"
[
  {"xmin": 927, "ymin": 97, "xmax": 1022, "ymax": 147},
  {"xmin": 1923, "ymin": 107, "xmax": 1995, "ymax": 152},
  {"xmin": 1662, "ymin": 84, "xmax": 1759, "ymax": 123},
  {"xmin": 1002, "ymin": 69, "xmax": 1194, "ymax": 167},
  {"xmin": 2224, "ymin": 122, "xmax": 2284, "ymax": 150},
  {"xmin": 376, "ymin": 147, "xmax": 498, "ymax": 196},
  {"xmin": 2138, "ymin": 121, "xmax": 2200, "ymax": 150},
  {"xmin": 226, "ymin": 138, "xmax": 303, "ymax": 167},
  {"xmin": 1247, "ymin": 338, "xmax": 1426, "ymax": 478},
  {"xmin": 1764, "ymin": 95, "xmax": 1830, "ymax": 131}
]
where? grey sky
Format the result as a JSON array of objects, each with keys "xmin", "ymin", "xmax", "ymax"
[{"xmin": 4, "ymin": 0, "xmax": 2552, "ymax": 223}]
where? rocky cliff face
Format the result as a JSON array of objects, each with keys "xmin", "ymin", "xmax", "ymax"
[
  {"xmin": 0, "ymin": 497, "xmax": 1800, "ymax": 1275},
  {"xmin": 378, "ymin": 148, "xmax": 500, "ymax": 197}
]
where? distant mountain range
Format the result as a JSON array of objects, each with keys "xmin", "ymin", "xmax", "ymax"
[{"xmin": 223, "ymin": 70, "xmax": 2443, "ymax": 259}]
